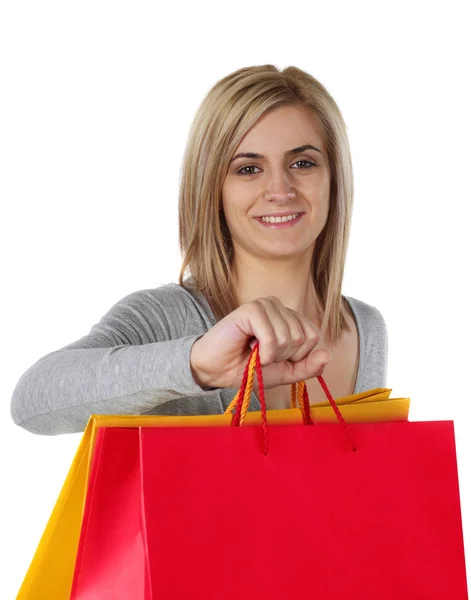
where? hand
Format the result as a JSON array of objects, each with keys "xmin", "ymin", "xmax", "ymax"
[{"xmin": 190, "ymin": 296, "xmax": 332, "ymax": 391}]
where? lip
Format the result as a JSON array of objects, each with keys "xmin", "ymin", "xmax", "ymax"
[
  {"xmin": 254, "ymin": 212, "xmax": 304, "ymax": 229},
  {"xmin": 254, "ymin": 211, "xmax": 305, "ymax": 218}
]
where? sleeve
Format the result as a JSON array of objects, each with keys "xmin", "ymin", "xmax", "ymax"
[
  {"xmin": 10, "ymin": 287, "xmax": 218, "ymax": 436},
  {"xmin": 364, "ymin": 304, "xmax": 389, "ymax": 390},
  {"xmin": 382, "ymin": 312, "xmax": 389, "ymax": 385}
]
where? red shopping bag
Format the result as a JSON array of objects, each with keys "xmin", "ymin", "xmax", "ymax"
[
  {"xmin": 71, "ymin": 343, "xmax": 468, "ymax": 599},
  {"xmin": 70, "ymin": 427, "xmax": 151, "ymax": 600}
]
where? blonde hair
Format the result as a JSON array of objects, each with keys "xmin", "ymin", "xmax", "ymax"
[{"xmin": 178, "ymin": 64, "xmax": 354, "ymax": 346}]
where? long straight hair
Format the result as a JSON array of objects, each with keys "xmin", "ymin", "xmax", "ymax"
[{"xmin": 178, "ymin": 64, "xmax": 354, "ymax": 346}]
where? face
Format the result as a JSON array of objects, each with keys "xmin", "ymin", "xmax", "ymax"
[{"xmin": 221, "ymin": 104, "xmax": 331, "ymax": 264}]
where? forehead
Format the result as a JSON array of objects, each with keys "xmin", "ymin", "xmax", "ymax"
[{"xmin": 236, "ymin": 104, "xmax": 325, "ymax": 152}]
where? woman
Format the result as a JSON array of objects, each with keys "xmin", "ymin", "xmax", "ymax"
[{"xmin": 10, "ymin": 64, "xmax": 387, "ymax": 435}]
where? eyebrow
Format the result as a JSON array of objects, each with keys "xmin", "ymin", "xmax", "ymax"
[{"xmin": 230, "ymin": 144, "xmax": 323, "ymax": 163}]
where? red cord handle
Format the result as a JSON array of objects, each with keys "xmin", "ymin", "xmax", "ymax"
[{"xmin": 230, "ymin": 342, "xmax": 357, "ymax": 454}]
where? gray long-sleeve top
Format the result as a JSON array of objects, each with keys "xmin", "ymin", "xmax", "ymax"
[{"xmin": 10, "ymin": 278, "xmax": 388, "ymax": 435}]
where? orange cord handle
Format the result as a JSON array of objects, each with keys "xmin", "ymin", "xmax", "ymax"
[
  {"xmin": 225, "ymin": 342, "xmax": 357, "ymax": 453},
  {"xmin": 224, "ymin": 347, "xmax": 314, "ymax": 426}
]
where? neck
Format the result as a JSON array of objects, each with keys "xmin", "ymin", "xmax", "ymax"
[{"xmin": 232, "ymin": 249, "xmax": 323, "ymax": 331}]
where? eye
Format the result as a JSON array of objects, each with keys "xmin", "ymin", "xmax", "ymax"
[
  {"xmin": 293, "ymin": 159, "xmax": 317, "ymax": 170},
  {"xmin": 237, "ymin": 165, "xmax": 262, "ymax": 176},
  {"xmin": 236, "ymin": 159, "xmax": 317, "ymax": 176}
]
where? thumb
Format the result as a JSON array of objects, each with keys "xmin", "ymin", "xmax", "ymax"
[{"xmin": 287, "ymin": 349, "xmax": 331, "ymax": 383}]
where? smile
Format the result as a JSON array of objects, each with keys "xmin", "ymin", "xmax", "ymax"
[{"xmin": 254, "ymin": 213, "xmax": 304, "ymax": 229}]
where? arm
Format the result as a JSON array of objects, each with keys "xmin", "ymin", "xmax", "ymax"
[{"xmin": 10, "ymin": 286, "xmax": 218, "ymax": 435}]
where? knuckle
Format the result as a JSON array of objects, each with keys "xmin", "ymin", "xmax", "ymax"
[
  {"xmin": 277, "ymin": 336, "xmax": 290, "ymax": 349},
  {"xmin": 292, "ymin": 333, "xmax": 305, "ymax": 347},
  {"xmin": 305, "ymin": 323, "xmax": 320, "ymax": 340},
  {"xmin": 251, "ymin": 298, "xmax": 271, "ymax": 313},
  {"xmin": 263, "ymin": 334, "xmax": 277, "ymax": 347},
  {"xmin": 247, "ymin": 301, "xmax": 265, "ymax": 316}
]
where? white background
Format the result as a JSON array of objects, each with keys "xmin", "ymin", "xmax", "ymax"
[{"xmin": 1, "ymin": 1, "xmax": 470, "ymax": 597}]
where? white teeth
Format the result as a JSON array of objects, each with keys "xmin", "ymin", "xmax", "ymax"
[{"xmin": 261, "ymin": 213, "xmax": 299, "ymax": 223}]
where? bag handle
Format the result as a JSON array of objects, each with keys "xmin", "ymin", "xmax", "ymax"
[
  {"xmin": 225, "ymin": 342, "xmax": 357, "ymax": 455},
  {"xmin": 225, "ymin": 346, "xmax": 314, "ymax": 426}
]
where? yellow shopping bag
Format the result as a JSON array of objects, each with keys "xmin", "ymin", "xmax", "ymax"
[{"xmin": 16, "ymin": 377, "xmax": 409, "ymax": 599}]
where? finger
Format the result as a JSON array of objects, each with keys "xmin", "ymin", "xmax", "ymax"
[
  {"xmin": 260, "ymin": 297, "xmax": 321, "ymax": 364},
  {"xmin": 269, "ymin": 303, "xmax": 310, "ymax": 362},
  {"xmin": 280, "ymin": 347, "xmax": 332, "ymax": 386},
  {"xmin": 255, "ymin": 297, "xmax": 294, "ymax": 363},
  {"xmin": 240, "ymin": 302, "xmax": 278, "ymax": 365},
  {"xmin": 289, "ymin": 312, "xmax": 322, "ymax": 362}
]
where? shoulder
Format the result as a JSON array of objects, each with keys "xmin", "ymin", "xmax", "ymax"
[
  {"xmin": 343, "ymin": 295, "xmax": 387, "ymax": 340},
  {"xmin": 114, "ymin": 281, "xmax": 196, "ymax": 316},
  {"xmin": 343, "ymin": 295, "xmax": 388, "ymax": 390},
  {"xmin": 106, "ymin": 279, "xmax": 215, "ymax": 339}
]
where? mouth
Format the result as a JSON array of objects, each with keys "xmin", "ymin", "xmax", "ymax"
[{"xmin": 254, "ymin": 212, "xmax": 304, "ymax": 229}]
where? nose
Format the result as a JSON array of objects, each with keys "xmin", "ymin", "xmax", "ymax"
[{"xmin": 262, "ymin": 169, "xmax": 296, "ymax": 202}]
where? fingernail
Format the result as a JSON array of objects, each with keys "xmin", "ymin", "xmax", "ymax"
[{"xmin": 326, "ymin": 350, "xmax": 333, "ymax": 362}]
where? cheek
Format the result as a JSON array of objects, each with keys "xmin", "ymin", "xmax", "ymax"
[
  {"xmin": 221, "ymin": 177, "xmax": 239, "ymax": 203},
  {"xmin": 220, "ymin": 187, "xmax": 232, "ymax": 219},
  {"xmin": 320, "ymin": 172, "xmax": 331, "ymax": 196},
  {"xmin": 220, "ymin": 194, "xmax": 238, "ymax": 229},
  {"xmin": 307, "ymin": 175, "xmax": 330, "ymax": 202},
  {"xmin": 221, "ymin": 193, "xmax": 233, "ymax": 221},
  {"xmin": 321, "ymin": 182, "xmax": 330, "ymax": 202},
  {"xmin": 222, "ymin": 184, "xmax": 250, "ymax": 217}
]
